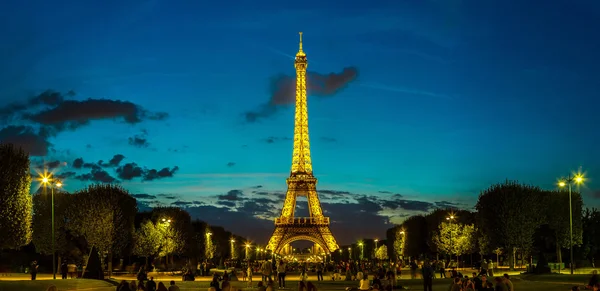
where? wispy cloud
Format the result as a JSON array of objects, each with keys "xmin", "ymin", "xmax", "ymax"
[{"xmin": 358, "ymin": 82, "xmax": 453, "ymax": 99}]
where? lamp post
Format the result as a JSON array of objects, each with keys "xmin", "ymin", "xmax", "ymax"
[
  {"xmin": 348, "ymin": 247, "xmax": 352, "ymax": 260},
  {"xmin": 161, "ymin": 218, "xmax": 172, "ymax": 267},
  {"xmin": 374, "ymin": 239, "xmax": 379, "ymax": 260},
  {"xmin": 230, "ymin": 239, "xmax": 236, "ymax": 259},
  {"xmin": 558, "ymin": 172, "xmax": 585, "ymax": 275},
  {"xmin": 399, "ymin": 231, "xmax": 405, "ymax": 261},
  {"xmin": 446, "ymin": 215, "xmax": 455, "ymax": 267},
  {"xmin": 358, "ymin": 242, "xmax": 364, "ymax": 260},
  {"xmin": 41, "ymin": 175, "xmax": 62, "ymax": 280},
  {"xmin": 245, "ymin": 244, "xmax": 251, "ymax": 261}
]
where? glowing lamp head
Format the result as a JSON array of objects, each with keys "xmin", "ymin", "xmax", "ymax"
[
  {"xmin": 231, "ymin": 239, "xmax": 235, "ymax": 243},
  {"xmin": 207, "ymin": 232, "xmax": 212, "ymax": 236},
  {"xmin": 400, "ymin": 231, "xmax": 405, "ymax": 235},
  {"xmin": 575, "ymin": 174, "xmax": 584, "ymax": 184},
  {"xmin": 358, "ymin": 242, "xmax": 363, "ymax": 246},
  {"xmin": 558, "ymin": 181, "xmax": 567, "ymax": 187},
  {"xmin": 42, "ymin": 177, "xmax": 49, "ymax": 184},
  {"xmin": 55, "ymin": 182, "xmax": 62, "ymax": 188},
  {"xmin": 374, "ymin": 239, "xmax": 378, "ymax": 242},
  {"xmin": 167, "ymin": 219, "xmax": 171, "ymax": 223}
]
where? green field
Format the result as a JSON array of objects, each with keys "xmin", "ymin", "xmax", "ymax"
[{"xmin": 0, "ymin": 275, "xmax": 591, "ymax": 291}]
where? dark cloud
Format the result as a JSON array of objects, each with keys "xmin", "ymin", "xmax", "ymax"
[
  {"xmin": 244, "ymin": 67, "xmax": 359, "ymax": 122},
  {"xmin": 55, "ymin": 171, "xmax": 76, "ymax": 180},
  {"xmin": 378, "ymin": 191, "xmax": 392, "ymax": 194},
  {"xmin": 98, "ymin": 154, "xmax": 126, "ymax": 167},
  {"xmin": 75, "ymin": 168, "xmax": 118, "ymax": 184},
  {"xmin": 143, "ymin": 166, "xmax": 179, "ymax": 181},
  {"xmin": 320, "ymin": 137, "xmax": 337, "ymax": 143},
  {"xmin": 25, "ymin": 98, "xmax": 168, "ymax": 131},
  {"xmin": 434, "ymin": 201, "xmax": 461, "ymax": 209},
  {"xmin": 263, "ymin": 136, "xmax": 292, "ymax": 144},
  {"xmin": 217, "ymin": 201, "xmax": 236, "ymax": 207},
  {"xmin": 0, "ymin": 90, "xmax": 72, "ymax": 122},
  {"xmin": 381, "ymin": 198, "xmax": 434, "ymax": 212},
  {"xmin": 226, "ymin": 162, "xmax": 236, "ymax": 167},
  {"xmin": 131, "ymin": 194, "xmax": 157, "ymax": 200},
  {"xmin": 107, "ymin": 154, "xmax": 125, "ymax": 167},
  {"xmin": 72, "ymin": 158, "xmax": 84, "ymax": 169},
  {"xmin": 157, "ymin": 194, "xmax": 178, "ymax": 200},
  {"xmin": 0, "ymin": 126, "xmax": 52, "ymax": 156},
  {"xmin": 30, "ymin": 159, "xmax": 64, "ymax": 170},
  {"xmin": 128, "ymin": 131, "xmax": 150, "ymax": 148},
  {"xmin": 172, "ymin": 201, "xmax": 193, "ymax": 206},
  {"xmin": 251, "ymin": 185, "xmax": 263, "ymax": 189},
  {"xmin": 115, "ymin": 163, "xmax": 178, "ymax": 181},
  {"xmin": 218, "ymin": 190, "xmax": 245, "ymax": 201}
]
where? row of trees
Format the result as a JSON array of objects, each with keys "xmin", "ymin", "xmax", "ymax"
[
  {"xmin": 0, "ymin": 143, "xmax": 249, "ymax": 273},
  {"xmin": 385, "ymin": 181, "xmax": 600, "ymax": 270}
]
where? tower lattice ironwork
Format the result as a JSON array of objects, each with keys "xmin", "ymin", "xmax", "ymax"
[{"xmin": 266, "ymin": 32, "xmax": 339, "ymax": 254}]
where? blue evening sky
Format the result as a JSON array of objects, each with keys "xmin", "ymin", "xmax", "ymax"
[{"xmin": 1, "ymin": 0, "xmax": 599, "ymax": 244}]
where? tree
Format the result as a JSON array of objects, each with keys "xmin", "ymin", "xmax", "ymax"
[
  {"xmin": 150, "ymin": 207, "xmax": 193, "ymax": 268},
  {"xmin": 66, "ymin": 184, "xmax": 136, "ymax": 276},
  {"xmin": 424, "ymin": 209, "xmax": 475, "ymax": 255},
  {"xmin": 133, "ymin": 220, "xmax": 162, "ymax": 265},
  {"xmin": 476, "ymin": 181, "xmax": 547, "ymax": 270},
  {"xmin": 0, "ymin": 143, "xmax": 33, "ymax": 249},
  {"xmin": 376, "ymin": 245, "xmax": 389, "ymax": 260},
  {"xmin": 401, "ymin": 215, "xmax": 428, "ymax": 258},
  {"xmin": 546, "ymin": 190, "xmax": 583, "ymax": 267},
  {"xmin": 580, "ymin": 208, "xmax": 600, "ymax": 263},
  {"xmin": 433, "ymin": 222, "xmax": 476, "ymax": 263},
  {"xmin": 32, "ymin": 190, "xmax": 72, "ymax": 259}
]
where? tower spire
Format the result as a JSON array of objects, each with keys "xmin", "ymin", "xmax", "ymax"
[{"xmin": 299, "ymin": 32, "xmax": 303, "ymax": 52}]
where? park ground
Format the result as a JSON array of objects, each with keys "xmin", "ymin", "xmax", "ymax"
[{"xmin": 0, "ymin": 273, "xmax": 594, "ymax": 291}]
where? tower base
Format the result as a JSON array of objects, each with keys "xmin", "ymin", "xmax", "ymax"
[{"xmin": 267, "ymin": 220, "xmax": 338, "ymax": 253}]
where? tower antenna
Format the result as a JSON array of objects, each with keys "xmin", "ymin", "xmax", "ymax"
[{"xmin": 299, "ymin": 32, "xmax": 303, "ymax": 52}]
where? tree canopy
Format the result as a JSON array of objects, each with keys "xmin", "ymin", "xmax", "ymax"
[{"xmin": 0, "ymin": 143, "xmax": 33, "ymax": 249}]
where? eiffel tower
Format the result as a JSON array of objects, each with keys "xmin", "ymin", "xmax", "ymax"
[{"xmin": 266, "ymin": 32, "xmax": 339, "ymax": 254}]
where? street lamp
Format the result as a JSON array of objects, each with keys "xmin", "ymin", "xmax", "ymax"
[
  {"xmin": 348, "ymin": 247, "xmax": 352, "ymax": 260},
  {"xmin": 358, "ymin": 242, "xmax": 364, "ymax": 260},
  {"xmin": 245, "ymin": 243, "xmax": 251, "ymax": 261},
  {"xmin": 40, "ymin": 174, "xmax": 61, "ymax": 280},
  {"xmin": 446, "ymin": 215, "xmax": 455, "ymax": 267},
  {"xmin": 558, "ymin": 172, "xmax": 585, "ymax": 275}
]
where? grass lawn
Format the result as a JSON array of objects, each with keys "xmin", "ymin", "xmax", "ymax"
[
  {"xmin": 0, "ymin": 275, "xmax": 590, "ymax": 291},
  {"xmin": 0, "ymin": 279, "xmax": 115, "ymax": 291}
]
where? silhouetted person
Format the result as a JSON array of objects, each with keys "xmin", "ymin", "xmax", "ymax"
[
  {"xmin": 421, "ymin": 260, "xmax": 434, "ymax": 291},
  {"xmin": 30, "ymin": 260, "xmax": 39, "ymax": 280},
  {"xmin": 146, "ymin": 276, "xmax": 157, "ymax": 291},
  {"xmin": 61, "ymin": 261, "xmax": 68, "ymax": 279}
]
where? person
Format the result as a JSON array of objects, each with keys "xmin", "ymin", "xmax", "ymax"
[
  {"xmin": 61, "ymin": 261, "xmax": 68, "ymax": 279},
  {"xmin": 421, "ymin": 260, "xmax": 434, "ymax": 291},
  {"xmin": 480, "ymin": 260, "xmax": 488, "ymax": 276},
  {"xmin": 277, "ymin": 260, "xmax": 287, "ymax": 288},
  {"xmin": 410, "ymin": 260, "xmax": 418, "ymax": 279},
  {"xmin": 30, "ymin": 260, "xmax": 39, "ymax": 280},
  {"xmin": 589, "ymin": 270, "xmax": 600, "ymax": 289},
  {"xmin": 117, "ymin": 280, "xmax": 132, "ymax": 291},
  {"xmin": 464, "ymin": 278, "xmax": 475, "ymax": 291},
  {"xmin": 359, "ymin": 274, "xmax": 370, "ymax": 290},
  {"xmin": 156, "ymin": 282, "xmax": 168, "ymax": 291},
  {"xmin": 210, "ymin": 274, "xmax": 221, "ymax": 291},
  {"xmin": 247, "ymin": 264, "xmax": 254, "ymax": 288},
  {"xmin": 494, "ymin": 277, "xmax": 508, "ymax": 291},
  {"xmin": 145, "ymin": 277, "xmax": 157, "ymax": 291},
  {"xmin": 130, "ymin": 280, "xmax": 138, "ymax": 291},
  {"xmin": 450, "ymin": 277, "xmax": 462, "ymax": 291},
  {"xmin": 167, "ymin": 280, "xmax": 180, "ymax": 291},
  {"xmin": 502, "ymin": 274, "xmax": 513, "ymax": 291},
  {"xmin": 257, "ymin": 281, "xmax": 266, "ymax": 291},
  {"xmin": 316, "ymin": 263, "xmax": 324, "ymax": 281},
  {"xmin": 262, "ymin": 260, "xmax": 273, "ymax": 282}
]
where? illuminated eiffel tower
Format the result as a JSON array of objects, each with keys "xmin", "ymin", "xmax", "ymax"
[{"xmin": 266, "ymin": 32, "xmax": 339, "ymax": 254}]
